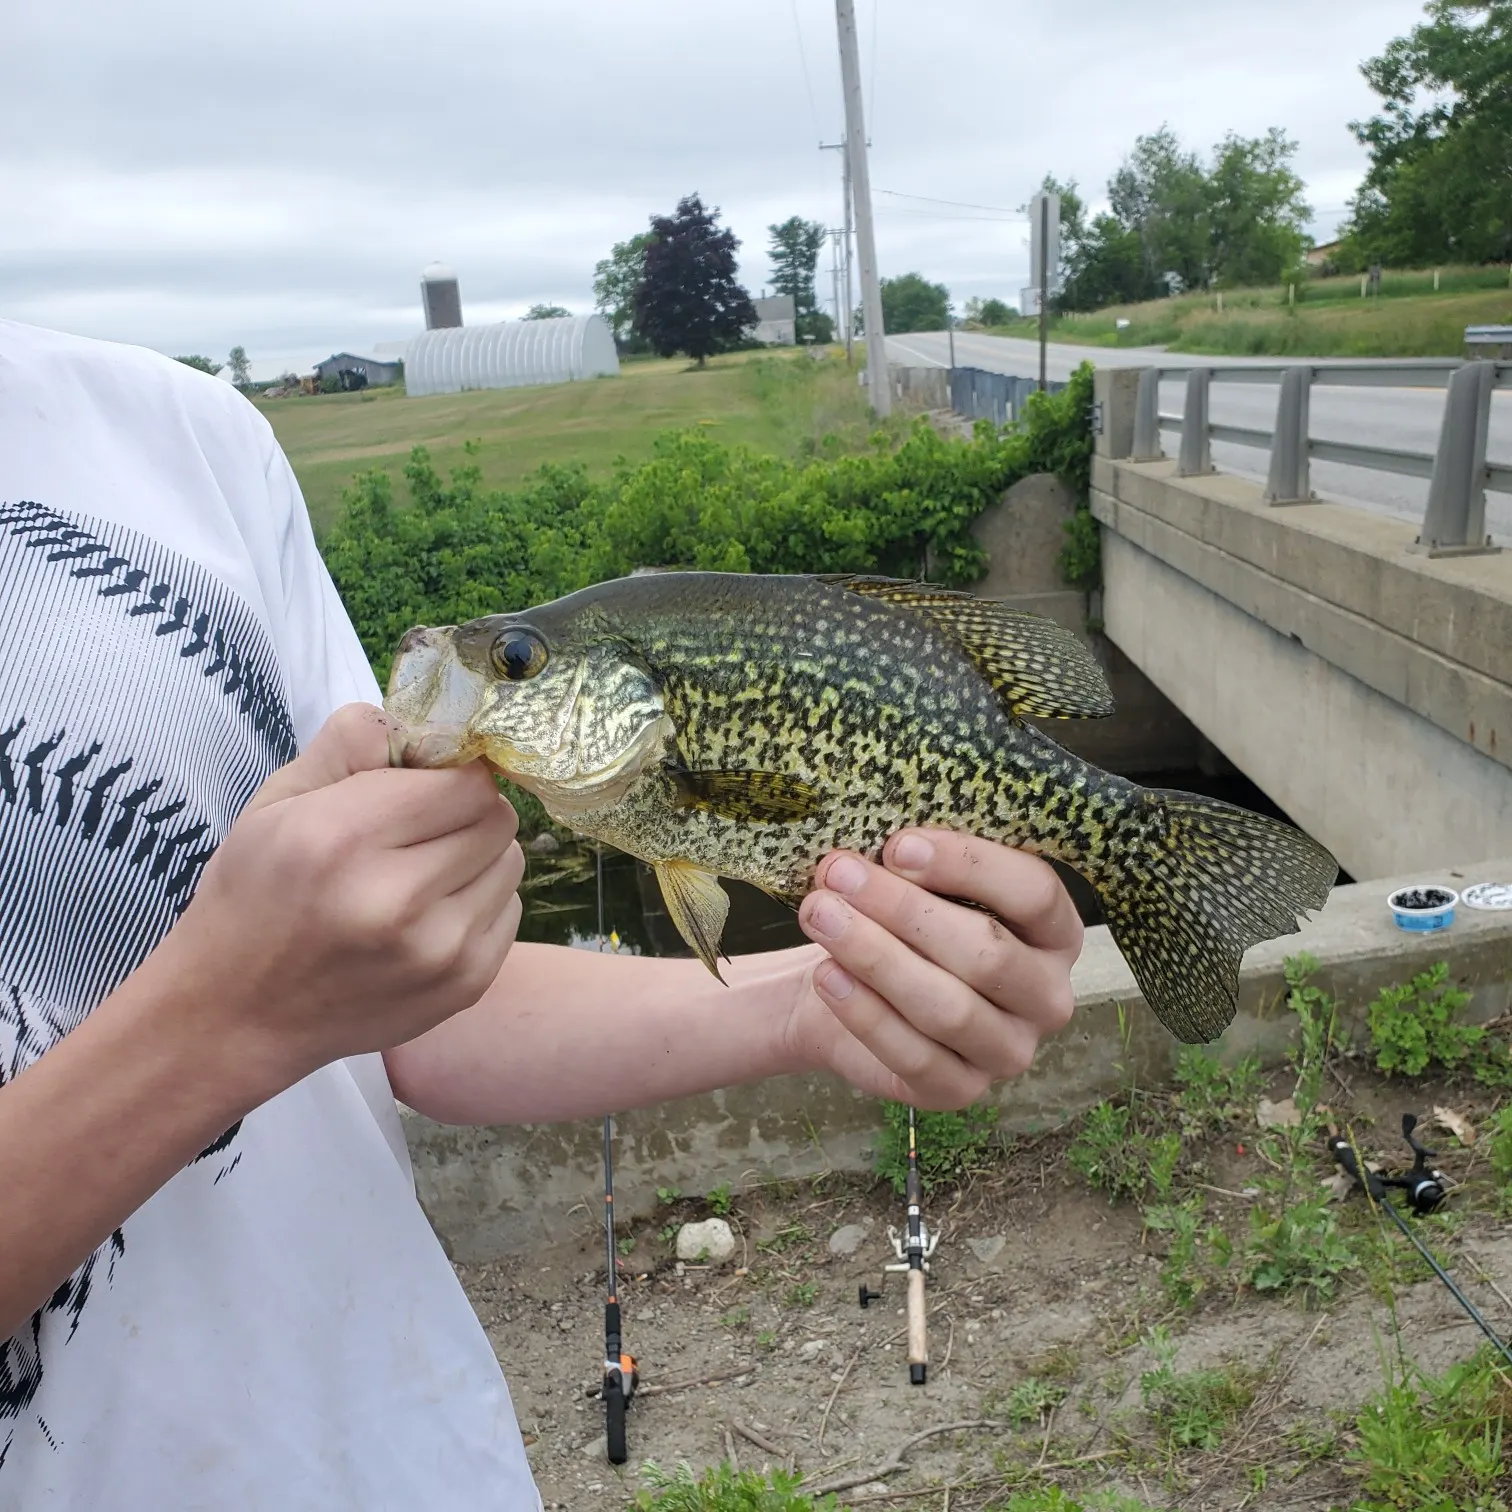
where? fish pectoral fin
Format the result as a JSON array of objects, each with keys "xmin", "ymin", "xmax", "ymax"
[
  {"xmin": 655, "ymin": 860, "xmax": 731, "ymax": 980},
  {"xmin": 826, "ymin": 575, "xmax": 1115, "ymax": 721},
  {"xmin": 669, "ymin": 768, "xmax": 823, "ymax": 823}
]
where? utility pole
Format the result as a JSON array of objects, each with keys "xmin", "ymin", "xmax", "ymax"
[
  {"xmin": 1038, "ymin": 194, "xmax": 1048, "ymax": 392},
  {"xmin": 834, "ymin": 0, "xmax": 889, "ymax": 416},
  {"xmin": 828, "ymin": 228, "xmax": 843, "ymax": 348},
  {"xmin": 819, "ymin": 137, "xmax": 855, "ymax": 361}
]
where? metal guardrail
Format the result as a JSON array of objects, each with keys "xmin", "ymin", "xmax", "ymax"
[
  {"xmin": 949, "ymin": 366, "xmax": 1064, "ymax": 426},
  {"xmin": 1128, "ymin": 359, "xmax": 1511, "ymax": 557}
]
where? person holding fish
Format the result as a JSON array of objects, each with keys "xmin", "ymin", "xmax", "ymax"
[{"xmin": 0, "ymin": 320, "xmax": 1331, "ymax": 1509}]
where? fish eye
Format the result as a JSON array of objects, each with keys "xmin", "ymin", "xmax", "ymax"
[{"xmin": 491, "ymin": 628, "xmax": 548, "ymax": 681}]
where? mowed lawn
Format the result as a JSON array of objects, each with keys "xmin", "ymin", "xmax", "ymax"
[{"xmin": 258, "ymin": 349, "xmax": 874, "ymax": 535}]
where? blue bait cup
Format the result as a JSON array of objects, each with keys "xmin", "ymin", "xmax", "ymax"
[{"xmin": 1387, "ymin": 886, "xmax": 1458, "ymax": 932}]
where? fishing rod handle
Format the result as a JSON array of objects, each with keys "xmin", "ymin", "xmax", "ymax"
[{"xmin": 906, "ymin": 1268, "xmax": 927, "ymax": 1385}]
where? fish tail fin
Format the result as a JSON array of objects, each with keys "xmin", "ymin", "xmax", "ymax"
[{"xmin": 1090, "ymin": 788, "xmax": 1338, "ymax": 1044}]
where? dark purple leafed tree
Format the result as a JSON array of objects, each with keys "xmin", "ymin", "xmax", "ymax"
[{"xmin": 632, "ymin": 194, "xmax": 757, "ymax": 368}]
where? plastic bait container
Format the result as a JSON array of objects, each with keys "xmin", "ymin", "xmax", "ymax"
[{"xmin": 1386, "ymin": 885, "xmax": 1459, "ymax": 933}]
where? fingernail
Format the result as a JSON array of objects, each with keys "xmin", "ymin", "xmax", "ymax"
[
  {"xmin": 825, "ymin": 855, "xmax": 867, "ymax": 896},
  {"xmin": 815, "ymin": 961, "xmax": 854, "ymax": 1000},
  {"xmin": 805, "ymin": 894, "xmax": 850, "ymax": 940},
  {"xmin": 890, "ymin": 834, "xmax": 934, "ymax": 871}
]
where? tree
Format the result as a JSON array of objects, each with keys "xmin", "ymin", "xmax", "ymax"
[
  {"xmin": 227, "ymin": 346, "xmax": 250, "ymax": 388},
  {"xmin": 1339, "ymin": 1, "xmax": 1512, "ymax": 268},
  {"xmin": 1060, "ymin": 214, "xmax": 1156, "ymax": 311},
  {"xmin": 175, "ymin": 355, "xmax": 222, "ymax": 376},
  {"xmin": 872, "ymin": 272, "xmax": 949, "ymax": 334},
  {"xmin": 766, "ymin": 216, "xmax": 828, "ymax": 343},
  {"xmin": 593, "ymin": 232, "xmax": 653, "ymax": 349},
  {"xmin": 1109, "ymin": 127, "xmax": 1211, "ymax": 292},
  {"xmin": 1204, "ymin": 128, "xmax": 1310, "ymax": 286},
  {"xmin": 632, "ymin": 194, "xmax": 757, "ymax": 367},
  {"xmin": 974, "ymin": 298, "xmax": 1012, "ymax": 326},
  {"xmin": 523, "ymin": 304, "xmax": 571, "ymax": 320}
]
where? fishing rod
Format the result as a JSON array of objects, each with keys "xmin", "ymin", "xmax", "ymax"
[
  {"xmin": 594, "ymin": 844, "xmax": 639, "ymax": 1463},
  {"xmin": 1329, "ymin": 1112, "xmax": 1512, "ymax": 1371},
  {"xmin": 859, "ymin": 1104, "xmax": 938, "ymax": 1384}
]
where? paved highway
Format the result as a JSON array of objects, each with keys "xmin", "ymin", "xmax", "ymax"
[{"xmin": 884, "ymin": 330, "xmax": 1512, "ymax": 544}]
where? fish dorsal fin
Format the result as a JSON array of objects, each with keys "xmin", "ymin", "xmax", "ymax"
[{"xmin": 825, "ymin": 575, "xmax": 1115, "ymax": 721}]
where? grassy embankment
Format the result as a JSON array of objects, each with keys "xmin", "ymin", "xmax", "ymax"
[
  {"xmin": 257, "ymin": 347, "xmax": 881, "ymax": 535},
  {"xmin": 986, "ymin": 264, "xmax": 1512, "ymax": 357}
]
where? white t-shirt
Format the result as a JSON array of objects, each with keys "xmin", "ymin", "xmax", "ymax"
[{"xmin": 0, "ymin": 319, "xmax": 541, "ymax": 1511}]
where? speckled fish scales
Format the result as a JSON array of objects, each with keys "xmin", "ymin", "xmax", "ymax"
[{"xmin": 384, "ymin": 571, "xmax": 1339, "ymax": 1043}]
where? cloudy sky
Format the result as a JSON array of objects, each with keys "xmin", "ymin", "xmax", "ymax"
[{"xmin": 4, "ymin": 0, "xmax": 1427, "ymax": 379}]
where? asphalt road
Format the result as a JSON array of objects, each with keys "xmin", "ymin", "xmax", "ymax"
[{"xmin": 884, "ymin": 330, "xmax": 1512, "ymax": 544}]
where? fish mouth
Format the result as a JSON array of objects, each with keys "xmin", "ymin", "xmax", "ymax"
[{"xmin": 384, "ymin": 626, "xmax": 492, "ymax": 769}]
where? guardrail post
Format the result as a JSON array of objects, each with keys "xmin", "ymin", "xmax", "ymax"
[
  {"xmin": 1413, "ymin": 360, "xmax": 1501, "ymax": 557},
  {"xmin": 1176, "ymin": 369, "xmax": 1214, "ymax": 477},
  {"xmin": 1130, "ymin": 368, "xmax": 1163, "ymax": 461},
  {"xmin": 1263, "ymin": 366, "xmax": 1316, "ymax": 504}
]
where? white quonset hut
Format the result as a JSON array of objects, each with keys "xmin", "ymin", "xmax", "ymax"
[{"xmin": 403, "ymin": 314, "xmax": 619, "ymax": 398}]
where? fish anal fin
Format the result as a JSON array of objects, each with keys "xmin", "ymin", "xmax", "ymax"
[
  {"xmin": 655, "ymin": 860, "xmax": 731, "ymax": 980},
  {"xmin": 825, "ymin": 575, "xmax": 1115, "ymax": 721},
  {"xmin": 670, "ymin": 768, "xmax": 823, "ymax": 823}
]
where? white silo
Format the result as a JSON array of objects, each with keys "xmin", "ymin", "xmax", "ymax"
[{"xmin": 421, "ymin": 262, "xmax": 463, "ymax": 330}]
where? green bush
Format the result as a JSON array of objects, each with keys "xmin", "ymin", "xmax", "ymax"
[
  {"xmin": 1068, "ymin": 1099, "xmax": 1180, "ymax": 1203},
  {"xmin": 1366, "ymin": 962, "xmax": 1482, "ymax": 1079},
  {"xmin": 320, "ymin": 365, "xmax": 1096, "ymax": 688}
]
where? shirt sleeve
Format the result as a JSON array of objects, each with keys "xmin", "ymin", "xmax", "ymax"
[{"xmin": 262, "ymin": 441, "xmax": 384, "ymax": 752}]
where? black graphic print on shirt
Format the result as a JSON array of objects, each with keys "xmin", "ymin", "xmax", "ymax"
[{"xmin": 0, "ymin": 499, "xmax": 296, "ymax": 1456}]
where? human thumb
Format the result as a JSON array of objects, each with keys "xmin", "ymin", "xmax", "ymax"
[{"xmin": 242, "ymin": 703, "xmax": 397, "ymax": 816}]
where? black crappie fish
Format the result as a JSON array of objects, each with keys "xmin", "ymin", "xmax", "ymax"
[{"xmin": 384, "ymin": 571, "xmax": 1338, "ymax": 1043}]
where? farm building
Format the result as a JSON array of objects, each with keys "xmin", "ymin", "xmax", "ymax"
[
  {"xmin": 402, "ymin": 314, "xmax": 619, "ymax": 397},
  {"xmin": 313, "ymin": 352, "xmax": 403, "ymax": 390},
  {"xmin": 751, "ymin": 295, "xmax": 796, "ymax": 345}
]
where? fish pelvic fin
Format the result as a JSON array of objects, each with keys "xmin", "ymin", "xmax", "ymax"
[
  {"xmin": 1094, "ymin": 789, "xmax": 1338, "ymax": 1044},
  {"xmin": 655, "ymin": 859, "xmax": 732, "ymax": 981},
  {"xmin": 823, "ymin": 575, "xmax": 1115, "ymax": 721}
]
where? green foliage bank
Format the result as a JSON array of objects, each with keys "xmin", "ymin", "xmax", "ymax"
[{"xmin": 321, "ymin": 363, "xmax": 1095, "ymax": 686}]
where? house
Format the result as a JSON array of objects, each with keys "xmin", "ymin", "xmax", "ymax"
[
  {"xmin": 313, "ymin": 352, "xmax": 403, "ymax": 390},
  {"xmin": 750, "ymin": 295, "xmax": 796, "ymax": 346},
  {"xmin": 1305, "ymin": 240, "xmax": 1343, "ymax": 270}
]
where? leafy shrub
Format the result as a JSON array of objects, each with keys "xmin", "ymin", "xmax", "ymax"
[
  {"xmin": 1366, "ymin": 961, "xmax": 1482, "ymax": 1079},
  {"xmin": 1170, "ymin": 1046, "xmax": 1263, "ymax": 1137},
  {"xmin": 1138, "ymin": 1326, "xmax": 1255, "ymax": 1452},
  {"xmin": 873, "ymin": 1100, "xmax": 1001, "ymax": 1195},
  {"xmin": 1237, "ymin": 1197, "xmax": 1357, "ymax": 1300},
  {"xmin": 320, "ymin": 365, "xmax": 1096, "ymax": 688}
]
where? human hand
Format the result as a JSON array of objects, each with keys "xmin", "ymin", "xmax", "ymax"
[
  {"xmin": 781, "ymin": 830, "xmax": 1081, "ymax": 1110},
  {"xmin": 149, "ymin": 703, "xmax": 523, "ymax": 1094}
]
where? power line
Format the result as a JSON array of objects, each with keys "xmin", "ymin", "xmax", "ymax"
[
  {"xmin": 789, "ymin": 0, "xmax": 824, "ymax": 141},
  {"xmin": 876, "ymin": 188, "xmax": 1026, "ymax": 215},
  {"xmin": 879, "ymin": 206, "xmax": 1027, "ymax": 223}
]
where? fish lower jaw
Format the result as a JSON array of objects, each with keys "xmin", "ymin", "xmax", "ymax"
[{"xmin": 388, "ymin": 724, "xmax": 486, "ymax": 769}]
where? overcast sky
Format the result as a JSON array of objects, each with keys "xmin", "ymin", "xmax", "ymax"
[{"xmin": 3, "ymin": 0, "xmax": 1428, "ymax": 380}]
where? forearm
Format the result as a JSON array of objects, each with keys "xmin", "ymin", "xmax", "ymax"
[
  {"xmin": 0, "ymin": 953, "xmax": 279, "ymax": 1340},
  {"xmin": 383, "ymin": 940, "xmax": 822, "ymax": 1125}
]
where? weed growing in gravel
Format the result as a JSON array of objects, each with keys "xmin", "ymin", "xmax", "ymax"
[
  {"xmin": 1068, "ymin": 1100, "xmax": 1180, "ymax": 1203},
  {"xmin": 1142, "ymin": 1196, "xmax": 1225, "ymax": 1310},
  {"xmin": 1365, "ymin": 961, "xmax": 1512, "ymax": 1087},
  {"xmin": 992, "ymin": 1376, "xmax": 1070, "ymax": 1428},
  {"xmin": 1347, "ymin": 1344, "xmax": 1512, "ymax": 1509},
  {"xmin": 1236, "ymin": 1196, "xmax": 1358, "ymax": 1300},
  {"xmin": 1488, "ymin": 1105, "xmax": 1512, "ymax": 1185},
  {"xmin": 783, "ymin": 1282, "xmax": 817, "ymax": 1308},
  {"xmin": 707, "ymin": 1183, "xmax": 734, "ymax": 1216},
  {"xmin": 632, "ymin": 1460, "xmax": 838, "ymax": 1511},
  {"xmin": 1137, "ymin": 1327, "xmax": 1255, "ymax": 1452},
  {"xmin": 1283, "ymin": 953, "xmax": 1339, "ymax": 1120},
  {"xmin": 1169, "ymin": 1047, "xmax": 1263, "ymax": 1137}
]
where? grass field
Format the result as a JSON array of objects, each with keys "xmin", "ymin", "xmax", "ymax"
[
  {"xmin": 258, "ymin": 348, "xmax": 880, "ymax": 535},
  {"xmin": 986, "ymin": 264, "xmax": 1512, "ymax": 358}
]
